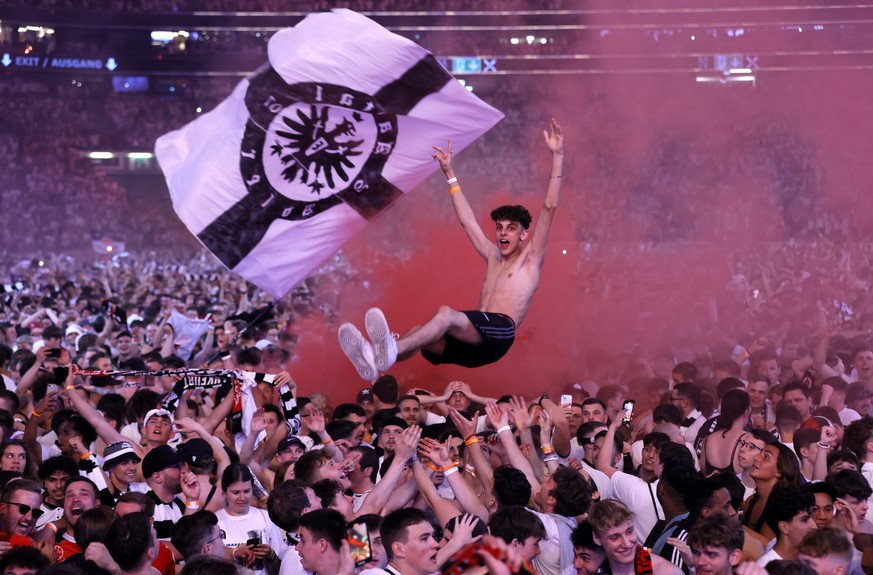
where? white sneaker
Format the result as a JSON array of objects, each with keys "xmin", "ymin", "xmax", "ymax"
[
  {"xmin": 365, "ymin": 307, "xmax": 398, "ymax": 372},
  {"xmin": 338, "ymin": 323, "xmax": 378, "ymax": 381}
]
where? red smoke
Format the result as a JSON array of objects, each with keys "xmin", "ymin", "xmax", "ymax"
[{"xmin": 292, "ymin": 7, "xmax": 873, "ymax": 401}]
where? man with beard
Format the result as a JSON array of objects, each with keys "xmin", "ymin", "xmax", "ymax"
[
  {"xmin": 141, "ymin": 445, "xmax": 202, "ymax": 542},
  {"xmin": 332, "ymin": 403, "xmax": 370, "ymax": 447}
]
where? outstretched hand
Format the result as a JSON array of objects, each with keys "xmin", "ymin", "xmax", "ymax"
[
  {"xmin": 543, "ymin": 118, "xmax": 563, "ymax": 154},
  {"xmin": 432, "ymin": 140, "xmax": 453, "ymax": 174}
]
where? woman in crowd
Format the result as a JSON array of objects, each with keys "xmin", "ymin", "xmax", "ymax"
[
  {"xmin": 699, "ymin": 389, "xmax": 750, "ymax": 475},
  {"xmin": 214, "ymin": 463, "xmax": 284, "ymax": 575},
  {"xmin": 741, "ymin": 442, "xmax": 802, "ymax": 543}
]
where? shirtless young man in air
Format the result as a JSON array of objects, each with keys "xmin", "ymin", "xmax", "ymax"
[{"xmin": 338, "ymin": 118, "xmax": 564, "ymax": 380}]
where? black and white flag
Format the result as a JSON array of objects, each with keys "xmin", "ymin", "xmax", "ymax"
[{"xmin": 155, "ymin": 9, "xmax": 503, "ymax": 297}]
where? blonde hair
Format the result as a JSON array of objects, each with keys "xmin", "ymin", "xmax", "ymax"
[{"xmin": 587, "ymin": 500, "xmax": 634, "ymax": 535}]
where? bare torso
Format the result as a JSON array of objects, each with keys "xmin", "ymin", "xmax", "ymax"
[{"xmin": 478, "ymin": 247, "xmax": 541, "ymax": 325}]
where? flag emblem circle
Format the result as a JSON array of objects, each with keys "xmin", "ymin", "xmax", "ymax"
[{"xmin": 240, "ymin": 74, "xmax": 398, "ymax": 220}]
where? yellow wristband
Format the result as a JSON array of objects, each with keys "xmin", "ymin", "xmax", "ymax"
[
  {"xmin": 322, "ymin": 438, "xmax": 333, "ymax": 445},
  {"xmin": 449, "ymin": 185, "xmax": 461, "ymax": 196}
]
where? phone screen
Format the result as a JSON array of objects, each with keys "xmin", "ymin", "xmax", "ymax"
[
  {"xmin": 52, "ymin": 368, "xmax": 69, "ymax": 385},
  {"xmin": 347, "ymin": 519, "xmax": 372, "ymax": 566},
  {"xmin": 622, "ymin": 400, "xmax": 635, "ymax": 424}
]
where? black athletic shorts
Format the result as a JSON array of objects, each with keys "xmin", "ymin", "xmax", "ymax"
[{"xmin": 421, "ymin": 310, "xmax": 516, "ymax": 368}]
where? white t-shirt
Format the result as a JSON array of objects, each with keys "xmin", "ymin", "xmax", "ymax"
[
  {"xmin": 216, "ymin": 506, "xmax": 286, "ymax": 575},
  {"xmin": 567, "ymin": 436, "xmax": 586, "ymax": 462},
  {"xmin": 530, "ymin": 511, "xmax": 577, "ymax": 575},
  {"xmin": 861, "ymin": 462, "xmax": 873, "ymax": 511},
  {"xmin": 755, "ymin": 548, "xmax": 783, "ymax": 567},
  {"xmin": 581, "ymin": 460, "xmax": 612, "ymax": 501},
  {"xmin": 352, "ymin": 490, "xmax": 371, "ymax": 513},
  {"xmin": 609, "ymin": 473, "xmax": 663, "ymax": 543},
  {"xmin": 840, "ymin": 407, "xmax": 862, "ymax": 426},
  {"xmin": 120, "ymin": 421, "xmax": 141, "ymax": 445},
  {"xmin": 737, "ymin": 473, "xmax": 756, "ymax": 503},
  {"xmin": 424, "ymin": 411, "xmax": 446, "ymax": 425},
  {"xmin": 680, "ymin": 409, "xmax": 706, "ymax": 443},
  {"xmin": 279, "ymin": 546, "xmax": 306, "ymax": 575}
]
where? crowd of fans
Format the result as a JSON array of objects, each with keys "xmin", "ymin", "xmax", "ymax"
[
  {"xmin": 3, "ymin": 4, "xmax": 873, "ymax": 574},
  {"xmin": 1, "ymin": 249, "xmax": 873, "ymax": 575}
]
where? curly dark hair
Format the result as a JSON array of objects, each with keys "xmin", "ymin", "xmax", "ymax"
[
  {"xmin": 493, "ymin": 466, "xmax": 532, "ymax": 507},
  {"xmin": 550, "ymin": 466, "xmax": 592, "ymax": 517},
  {"xmin": 843, "ymin": 416, "xmax": 873, "ymax": 460},
  {"xmin": 490, "ymin": 205, "xmax": 532, "ymax": 229},
  {"xmin": 687, "ymin": 512, "xmax": 744, "ymax": 554}
]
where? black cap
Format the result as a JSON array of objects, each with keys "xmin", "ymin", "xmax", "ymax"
[
  {"xmin": 102, "ymin": 441, "xmax": 140, "ymax": 470},
  {"xmin": 278, "ymin": 436, "xmax": 306, "ymax": 453},
  {"xmin": 120, "ymin": 357, "xmax": 147, "ymax": 371},
  {"xmin": 356, "ymin": 388, "xmax": 373, "ymax": 403},
  {"xmin": 177, "ymin": 438, "xmax": 212, "ymax": 465},
  {"xmin": 380, "ymin": 416, "xmax": 408, "ymax": 431},
  {"xmin": 142, "ymin": 445, "xmax": 180, "ymax": 478}
]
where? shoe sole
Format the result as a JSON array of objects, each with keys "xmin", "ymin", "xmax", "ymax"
[
  {"xmin": 338, "ymin": 323, "xmax": 377, "ymax": 381},
  {"xmin": 365, "ymin": 308, "xmax": 396, "ymax": 371}
]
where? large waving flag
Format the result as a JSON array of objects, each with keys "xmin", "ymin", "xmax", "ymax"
[{"xmin": 155, "ymin": 9, "xmax": 503, "ymax": 297}]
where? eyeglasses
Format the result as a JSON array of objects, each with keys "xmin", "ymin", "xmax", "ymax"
[
  {"xmin": 207, "ymin": 529, "xmax": 226, "ymax": 546},
  {"xmin": 2, "ymin": 502, "xmax": 44, "ymax": 520},
  {"xmin": 738, "ymin": 440, "xmax": 762, "ymax": 453}
]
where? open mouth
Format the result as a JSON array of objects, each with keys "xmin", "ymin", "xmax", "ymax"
[
  {"xmin": 499, "ymin": 239, "xmax": 510, "ymax": 247},
  {"xmin": 71, "ymin": 507, "xmax": 84, "ymax": 517},
  {"xmin": 16, "ymin": 520, "xmax": 31, "ymax": 534}
]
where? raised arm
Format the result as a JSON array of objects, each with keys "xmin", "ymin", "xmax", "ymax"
[
  {"xmin": 813, "ymin": 325, "xmax": 839, "ymax": 380},
  {"xmin": 433, "ymin": 140, "xmax": 497, "ymax": 261},
  {"xmin": 485, "ymin": 401, "xmax": 541, "ymax": 495},
  {"xmin": 63, "ymin": 378, "xmax": 144, "ymax": 460},
  {"xmin": 357, "ymin": 426, "xmax": 423, "ymax": 517},
  {"xmin": 595, "ymin": 411, "xmax": 625, "ymax": 479},
  {"xmin": 527, "ymin": 118, "xmax": 563, "ymax": 265},
  {"xmin": 448, "ymin": 408, "xmax": 494, "ymax": 491}
]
